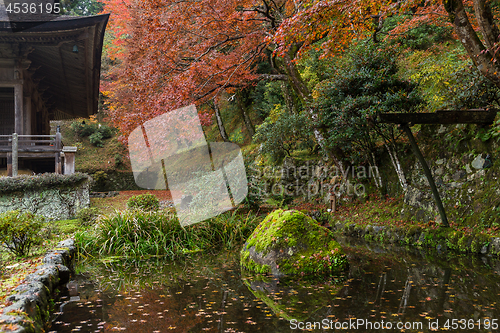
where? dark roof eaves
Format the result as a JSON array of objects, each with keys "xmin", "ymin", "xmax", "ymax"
[{"xmin": 0, "ymin": 14, "xmax": 110, "ymax": 33}]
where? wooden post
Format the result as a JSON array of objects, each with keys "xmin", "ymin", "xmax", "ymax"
[
  {"xmin": 12, "ymin": 133, "xmax": 18, "ymax": 177},
  {"xmin": 329, "ymin": 175, "xmax": 341, "ymax": 213},
  {"xmin": 24, "ymin": 96, "xmax": 31, "ymax": 136},
  {"xmin": 7, "ymin": 152, "xmax": 12, "ymax": 177},
  {"xmin": 14, "ymin": 84, "xmax": 23, "ymax": 135},
  {"xmin": 330, "ymin": 194, "xmax": 336, "ymax": 212},
  {"xmin": 55, "ymin": 126, "xmax": 62, "ymax": 174},
  {"xmin": 62, "ymin": 146, "xmax": 77, "ymax": 175},
  {"xmin": 400, "ymin": 124, "xmax": 449, "ymax": 227}
]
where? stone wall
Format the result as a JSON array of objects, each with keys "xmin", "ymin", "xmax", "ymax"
[
  {"xmin": 247, "ymin": 123, "xmax": 499, "ymax": 225},
  {"xmin": 0, "ymin": 177, "xmax": 90, "ymax": 220},
  {"xmin": 0, "ymin": 239, "xmax": 76, "ymax": 333},
  {"xmin": 332, "ymin": 220, "xmax": 500, "ymax": 257},
  {"xmin": 397, "ymin": 124, "xmax": 500, "ymax": 224}
]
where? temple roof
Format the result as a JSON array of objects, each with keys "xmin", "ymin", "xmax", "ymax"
[{"xmin": 0, "ymin": 12, "xmax": 109, "ymax": 119}]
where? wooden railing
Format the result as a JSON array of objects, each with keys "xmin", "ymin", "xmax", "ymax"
[
  {"xmin": 0, "ymin": 129, "xmax": 63, "ymax": 176},
  {"xmin": 0, "ymin": 134, "xmax": 62, "ymax": 152}
]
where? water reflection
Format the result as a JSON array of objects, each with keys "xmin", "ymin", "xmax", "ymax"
[
  {"xmin": 242, "ymin": 273, "xmax": 345, "ymax": 321},
  {"xmin": 49, "ymin": 237, "xmax": 500, "ymax": 332}
]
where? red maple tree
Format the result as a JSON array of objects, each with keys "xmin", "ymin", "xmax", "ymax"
[
  {"xmin": 102, "ymin": 0, "xmax": 276, "ymax": 138},
  {"xmin": 100, "ymin": 0, "xmax": 500, "ymax": 171}
]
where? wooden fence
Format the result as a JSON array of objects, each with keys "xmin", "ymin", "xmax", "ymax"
[{"xmin": 0, "ymin": 129, "xmax": 63, "ymax": 176}]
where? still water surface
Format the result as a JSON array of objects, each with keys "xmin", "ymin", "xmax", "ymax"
[{"xmin": 49, "ymin": 238, "xmax": 500, "ymax": 332}]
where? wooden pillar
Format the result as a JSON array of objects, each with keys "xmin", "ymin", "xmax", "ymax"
[
  {"xmin": 24, "ymin": 96, "xmax": 31, "ymax": 136},
  {"xmin": 55, "ymin": 126, "xmax": 62, "ymax": 174},
  {"xmin": 14, "ymin": 84, "xmax": 23, "ymax": 135},
  {"xmin": 7, "ymin": 152, "xmax": 12, "ymax": 177},
  {"xmin": 11, "ymin": 133, "xmax": 18, "ymax": 177},
  {"xmin": 400, "ymin": 124, "xmax": 449, "ymax": 227},
  {"xmin": 62, "ymin": 146, "xmax": 77, "ymax": 175}
]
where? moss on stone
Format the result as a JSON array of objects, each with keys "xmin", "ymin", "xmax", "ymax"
[
  {"xmin": 240, "ymin": 250, "xmax": 271, "ymax": 274},
  {"xmin": 240, "ymin": 209, "xmax": 348, "ymax": 277},
  {"xmin": 446, "ymin": 230, "xmax": 463, "ymax": 251},
  {"xmin": 416, "ymin": 227, "xmax": 452, "ymax": 247},
  {"xmin": 364, "ymin": 233, "xmax": 374, "ymax": 242}
]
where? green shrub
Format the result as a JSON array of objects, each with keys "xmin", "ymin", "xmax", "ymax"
[
  {"xmin": 244, "ymin": 192, "xmax": 263, "ymax": 210},
  {"xmin": 243, "ymin": 163, "xmax": 264, "ymax": 210},
  {"xmin": 386, "ymin": 18, "xmax": 452, "ymax": 50},
  {"xmin": 70, "ymin": 121, "xmax": 115, "ymax": 147},
  {"xmin": 89, "ymin": 131, "xmax": 104, "ymax": 147},
  {"xmin": 70, "ymin": 121, "xmax": 99, "ymax": 137},
  {"xmin": 76, "ymin": 207, "xmax": 100, "ymax": 227},
  {"xmin": 98, "ymin": 125, "xmax": 115, "ymax": 139},
  {"xmin": 92, "ymin": 171, "xmax": 108, "ymax": 191},
  {"xmin": 0, "ymin": 211, "xmax": 44, "ymax": 257},
  {"xmin": 269, "ymin": 190, "xmax": 294, "ymax": 208},
  {"xmin": 127, "ymin": 193, "xmax": 160, "ymax": 211},
  {"xmin": 114, "ymin": 153, "xmax": 123, "ymax": 166},
  {"xmin": 313, "ymin": 43, "xmax": 424, "ymax": 166},
  {"xmin": 253, "ymin": 109, "xmax": 314, "ymax": 163}
]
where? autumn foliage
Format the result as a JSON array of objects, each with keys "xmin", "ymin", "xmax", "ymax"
[
  {"xmin": 101, "ymin": 0, "xmax": 271, "ymax": 136},
  {"xmin": 100, "ymin": 0, "xmax": 500, "ymax": 138}
]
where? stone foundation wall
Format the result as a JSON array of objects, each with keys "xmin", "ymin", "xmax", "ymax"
[
  {"xmin": 399, "ymin": 124, "xmax": 500, "ymax": 224},
  {"xmin": 0, "ymin": 182, "xmax": 90, "ymax": 220}
]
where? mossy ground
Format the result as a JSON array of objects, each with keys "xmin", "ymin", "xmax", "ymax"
[
  {"xmin": 330, "ymin": 192, "xmax": 500, "ymax": 235},
  {"xmin": 55, "ymin": 120, "xmax": 131, "ymax": 175},
  {"xmin": 326, "ymin": 194, "xmax": 498, "ymax": 254},
  {"xmin": 241, "ymin": 209, "xmax": 348, "ymax": 277}
]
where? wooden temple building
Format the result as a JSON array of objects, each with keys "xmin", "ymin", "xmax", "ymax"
[{"xmin": 0, "ymin": 9, "xmax": 108, "ymax": 175}]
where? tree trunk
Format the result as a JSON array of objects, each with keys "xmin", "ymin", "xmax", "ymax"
[
  {"xmin": 473, "ymin": 0, "xmax": 500, "ymax": 51},
  {"xmin": 445, "ymin": 0, "xmax": 500, "ymax": 88},
  {"xmin": 370, "ymin": 152, "xmax": 383, "ymax": 189},
  {"xmin": 281, "ymin": 82, "xmax": 297, "ymax": 114},
  {"xmin": 385, "ymin": 143, "xmax": 407, "ymax": 190},
  {"xmin": 282, "ymin": 47, "xmax": 311, "ymax": 104},
  {"xmin": 236, "ymin": 93, "xmax": 255, "ymax": 138},
  {"xmin": 212, "ymin": 99, "xmax": 230, "ymax": 142}
]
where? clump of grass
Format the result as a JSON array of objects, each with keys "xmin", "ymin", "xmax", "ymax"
[{"xmin": 75, "ymin": 210, "xmax": 262, "ymax": 258}]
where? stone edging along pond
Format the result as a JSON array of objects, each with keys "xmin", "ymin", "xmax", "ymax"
[
  {"xmin": 0, "ymin": 239, "xmax": 76, "ymax": 333},
  {"xmin": 332, "ymin": 221, "xmax": 500, "ymax": 256}
]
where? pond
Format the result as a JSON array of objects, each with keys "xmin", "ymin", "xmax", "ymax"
[{"xmin": 48, "ymin": 238, "xmax": 500, "ymax": 332}]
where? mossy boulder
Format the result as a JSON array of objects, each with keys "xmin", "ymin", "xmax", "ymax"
[{"xmin": 240, "ymin": 209, "xmax": 348, "ymax": 277}]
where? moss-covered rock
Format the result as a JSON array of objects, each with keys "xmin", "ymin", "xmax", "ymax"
[{"xmin": 240, "ymin": 209, "xmax": 348, "ymax": 277}]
